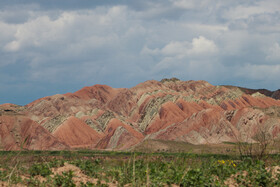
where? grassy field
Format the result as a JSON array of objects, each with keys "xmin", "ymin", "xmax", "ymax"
[
  {"xmin": 1, "ymin": 149, "xmax": 280, "ymax": 186},
  {"xmin": 131, "ymin": 139, "xmax": 239, "ymax": 155}
]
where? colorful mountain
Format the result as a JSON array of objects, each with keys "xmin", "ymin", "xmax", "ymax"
[{"xmin": 1, "ymin": 79, "xmax": 280, "ymax": 150}]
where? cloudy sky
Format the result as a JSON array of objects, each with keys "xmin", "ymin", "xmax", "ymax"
[{"xmin": 0, "ymin": 0, "xmax": 280, "ymax": 105}]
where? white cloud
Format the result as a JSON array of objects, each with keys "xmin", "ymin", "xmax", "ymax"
[
  {"xmin": 182, "ymin": 23, "xmax": 228, "ymax": 34},
  {"xmin": 266, "ymin": 43, "xmax": 280, "ymax": 62},
  {"xmin": 236, "ymin": 64, "xmax": 280, "ymax": 82},
  {"xmin": 171, "ymin": 0, "xmax": 212, "ymax": 9},
  {"xmin": 171, "ymin": 0, "xmax": 197, "ymax": 9},
  {"xmin": 223, "ymin": 0, "xmax": 280, "ymax": 20},
  {"xmin": 0, "ymin": 22, "xmax": 17, "ymax": 49},
  {"xmin": 141, "ymin": 46, "xmax": 160, "ymax": 56},
  {"xmin": 143, "ymin": 36, "xmax": 218, "ymax": 59},
  {"xmin": 4, "ymin": 14, "xmax": 71, "ymax": 52},
  {"xmin": 225, "ymin": 6, "xmax": 266, "ymax": 20},
  {"xmin": 144, "ymin": 36, "xmax": 219, "ymax": 79},
  {"xmin": 188, "ymin": 36, "xmax": 218, "ymax": 55},
  {"xmin": 161, "ymin": 41, "xmax": 190, "ymax": 57},
  {"xmin": 3, "ymin": 6, "xmax": 128, "ymax": 53},
  {"xmin": 0, "ymin": 5, "xmax": 140, "ymax": 84},
  {"xmin": 217, "ymin": 30, "xmax": 261, "ymax": 56},
  {"xmin": 4, "ymin": 41, "xmax": 20, "ymax": 51},
  {"xmin": 1, "ymin": 0, "xmax": 280, "ymax": 104}
]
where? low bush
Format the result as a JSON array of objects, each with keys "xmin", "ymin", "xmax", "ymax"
[{"xmin": 29, "ymin": 163, "xmax": 52, "ymax": 177}]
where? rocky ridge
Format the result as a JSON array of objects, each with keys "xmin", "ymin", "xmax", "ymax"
[{"xmin": 1, "ymin": 79, "xmax": 280, "ymax": 150}]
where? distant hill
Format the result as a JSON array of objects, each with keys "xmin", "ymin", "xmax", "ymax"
[{"xmin": 223, "ymin": 85, "xmax": 280, "ymax": 100}]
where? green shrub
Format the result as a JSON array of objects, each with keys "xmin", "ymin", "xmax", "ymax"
[
  {"xmin": 49, "ymin": 159, "xmax": 65, "ymax": 168},
  {"xmin": 29, "ymin": 163, "xmax": 52, "ymax": 177},
  {"xmin": 72, "ymin": 160, "xmax": 99, "ymax": 177}
]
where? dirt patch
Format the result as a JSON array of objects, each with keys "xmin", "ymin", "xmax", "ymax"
[
  {"xmin": 267, "ymin": 165, "xmax": 280, "ymax": 179},
  {"xmin": 51, "ymin": 162, "xmax": 117, "ymax": 186},
  {"xmin": 224, "ymin": 171, "xmax": 247, "ymax": 187},
  {"xmin": 0, "ymin": 163, "xmax": 118, "ymax": 187},
  {"xmin": 224, "ymin": 166, "xmax": 280, "ymax": 187},
  {"xmin": 52, "ymin": 162, "xmax": 92, "ymax": 185},
  {"xmin": 0, "ymin": 181, "xmax": 25, "ymax": 187}
]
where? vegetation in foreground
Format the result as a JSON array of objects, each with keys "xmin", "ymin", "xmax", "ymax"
[{"xmin": 0, "ymin": 150, "xmax": 280, "ymax": 186}]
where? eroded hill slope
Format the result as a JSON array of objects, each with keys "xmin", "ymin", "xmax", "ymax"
[{"xmin": 1, "ymin": 79, "xmax": 280, "ymax": 150}]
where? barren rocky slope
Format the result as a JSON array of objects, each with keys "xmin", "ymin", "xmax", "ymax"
[{"xmin": 1, "ymin": 78, "xmax": 280, "ymax": 150}]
